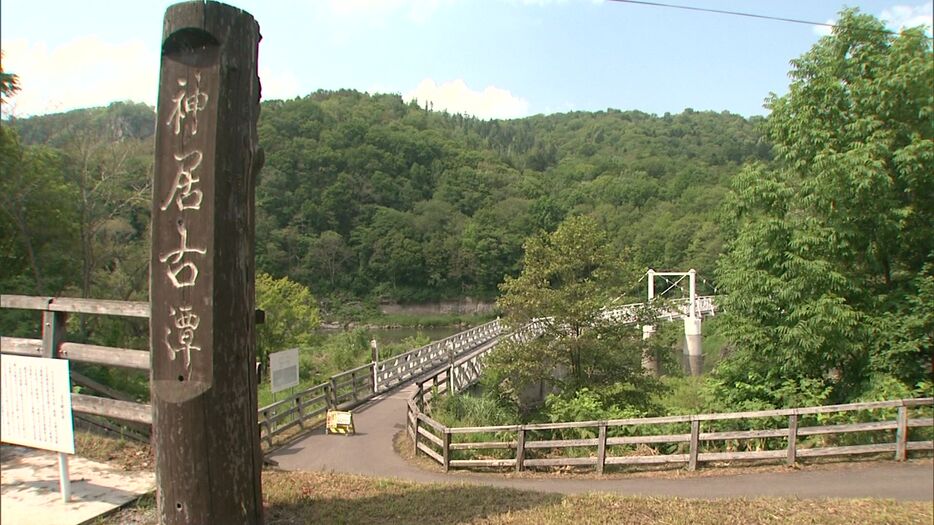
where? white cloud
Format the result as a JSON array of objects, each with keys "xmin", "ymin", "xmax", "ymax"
[
  {"xmin": 814, "ymin": 2, "xmax": 933, "ymax": 37},
  {"xmin": 403, "ymin": 78, "xmax": 530, "ymax": 119},
  {"xmin": 881, "ymin": 2, "xmax": 933, "ymax": 33},
  {"xmin": 259, "ymin": 67, "xmax": 301, "ymax": 101},
  {"xmin": 2, "ymin": 37, "xmax": 157, "ymax": 117}
]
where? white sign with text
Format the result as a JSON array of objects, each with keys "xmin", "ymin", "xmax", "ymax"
[
  {"xmin": 269, "ymin": 348, "xmax": 300, "ymax": 393},
  {"xmin": 1, "ymin": 355, "xmax": 75, "ymax": 454}
]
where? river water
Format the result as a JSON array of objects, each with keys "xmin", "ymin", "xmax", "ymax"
[{"xmin": 317, "ymin": 326, "xmax": 464, "ymax": 346}]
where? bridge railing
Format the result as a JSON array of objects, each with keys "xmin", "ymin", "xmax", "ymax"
[
  {"xmin": 405, "ymin": 315, "xmax": 932, "ymax": 473},
  {"xmin": 257, "ymin": 319, "xmax": 503, "ymax": 448},
  {"xmin": 404, "ymin": 296, "xmax": 715, "ymax": 430},
  {"xmin": 375, "ymin": 319, "xmax": 502, "ymax": 391},
  {"xmin": 408, "ymin": 386, "xmax": 934, "ymax": 473},
  {"xmin": 406, "ymin": 318, "xmax": 549, "ymax": 465},
  {"xmin": 600, "ymin": 295, "xmax": 718, "ymax": 324}
]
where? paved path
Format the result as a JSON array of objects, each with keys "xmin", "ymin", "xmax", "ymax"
[
  {"xmin": 268, "ymin": 384, "xmax": 934, "ymax": 501},
  {"xmin": 1, "ymin": 445, "xmax": 154, "ymax": 525}
]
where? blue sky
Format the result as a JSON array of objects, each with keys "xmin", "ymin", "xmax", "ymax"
[{"xmin": 1, "ymin": 1, "xmax": 931, "ymax": 119}]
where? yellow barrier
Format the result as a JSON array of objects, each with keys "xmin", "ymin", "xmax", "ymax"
[{"xmin": 326, "ymin": 410, "xmax": 355, "ymax": 435}]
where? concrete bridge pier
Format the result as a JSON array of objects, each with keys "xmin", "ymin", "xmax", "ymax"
[
  {"xmin": 641, "ymin": 324, "xmax": 659, "ymax": 376},
  {"xmin": 683, "ymin": 317, "xmax": 703, "ymax": 376}
]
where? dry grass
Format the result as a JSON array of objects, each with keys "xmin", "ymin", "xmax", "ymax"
[
  {"xmin": 83, "ymin": 431, "xmax": 932, "ymax": 525},
  {"xmin": 74, "ymin": 430, "xmax": 153, "ymax": 471},
  {"xmin": 97, "ymin": 469, "xmax": 932, "ymax": 525}
]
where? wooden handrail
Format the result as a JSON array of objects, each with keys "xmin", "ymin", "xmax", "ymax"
[
  {"xmin": 409, "ymin": 363, "xmax": 934, "ymax": 474},
  {"xmin": 2, "ymin": 294, "xmax": 149, "ymax": 317}
]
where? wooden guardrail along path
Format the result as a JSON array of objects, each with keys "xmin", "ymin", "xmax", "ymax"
[
  {"xmin": 258, "ymin": 319, "xmax": 504, "ymax": 448},
  {"xmin": 7, "ymin": 293, "xmax": 932, "ymax": 473},
  {"xmin": 1, "ymin": 294, "xmax": 505, "ymax": 450},
  {"xmin": 408, "ymin": 385, "xmax": 934, "ymax": 473},
  {"xmin": 405, "ymin": 319, "xmax": 933, "ymax": 473}
]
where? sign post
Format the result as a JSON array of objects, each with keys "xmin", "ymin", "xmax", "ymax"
[
  {"xmin": 150, "ymin": 2, "xmax": 263, "ymax": 523},
  {"xmin": 58, "ymin": 452, "xmax": 71, "ymax": 502},
  {"xmin": 370, "ymin": 339, "xmax": 379, "ymax": 393}
]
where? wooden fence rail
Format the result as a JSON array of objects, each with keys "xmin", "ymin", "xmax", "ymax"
[
  {"xmin": 408, "ymin": 382, "xmax": 934, "ymax": 473},
  {"xmin": 404, "ymin": 318, "xmax": 933, "ymax": 473},
  {"xmin": 1, "ymin": 294, "xmax": 504, "ymax": 450},
  {"xmin": 258, "ymin": 319, "xmax": 504, "ymax": 448},
  {"xmin": 2, "ymin": 295, "xmax": 153, "ymax": 426}
]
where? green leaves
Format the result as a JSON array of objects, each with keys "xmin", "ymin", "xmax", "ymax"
[
  {"xmin": 491, "ymin": 216, "xmax": 653, "ymax": 410},
  {"xmin": 715, "ymin": 8, "xmax": 933, "ymax": 407},
  {"xmin": 255, "ymin": 273, "xmax": 320, "ymax": 366}
]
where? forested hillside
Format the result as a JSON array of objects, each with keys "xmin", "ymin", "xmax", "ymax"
[
  {"xmin": 2, "ymin": 92, "xmax": 767, "ymax": 310},
  {"xmin": 256, "ymin": 92, "xmax": 768, "ymax": 303}
]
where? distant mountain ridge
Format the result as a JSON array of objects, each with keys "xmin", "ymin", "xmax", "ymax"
[{"xmin": 10, "ymin": 101, "xmax": 156, "ymax": 146}]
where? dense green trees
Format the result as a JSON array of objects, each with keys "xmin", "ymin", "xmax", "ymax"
[
  {"xmin": 714, "ymin": 9, "xmax": 933, "ymax": 408},
  {"xmin": 255, "ymin": 273, "xmax": 321, "ymax": 370},
  {"xmin": 488, "ymin": 216, "xmax": 660, "ymax": 412},
  {"xmin": 0, "ymin": 129, "xmax": 73, "ymax": 296},
  {"xmin": 1, "ymin": 103, "xmax": 153, "ymax": 344},
  {"xmin": 254, "ymin": 93, "xmax": 765, "ymax": 306},
  {"xmin": 2, "ymin": 102, "xmax": 153, "ymax": 303}
]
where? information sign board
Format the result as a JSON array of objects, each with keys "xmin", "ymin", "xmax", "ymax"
[
  {"xmin": 1, "ymin": 355, "xmax": 75, "ymax": 454},
  {"xmin": 269, "ymin": 348, "xmax": 299, "ymax": 393}
]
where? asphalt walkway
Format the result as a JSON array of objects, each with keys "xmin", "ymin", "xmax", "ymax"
[{"xmin": 268, "ymin": 384, "xmax": 934, "ymax": 501}]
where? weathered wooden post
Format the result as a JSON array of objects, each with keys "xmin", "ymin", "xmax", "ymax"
[
  {"xmin": 515, "ymin": 426, "xmax": 526, "ymax": 472},
  {"xmin": 688, "ymin": 419, "xmax": 700, "ymax": 471},
  {"xmin": 596, "ymin": 423, "xmax": 607, "ymax": 475},
  {"xmin": 442, "ymin": 429, "xmax": 451, "ymax": 472},
  {"xmin": 895, "ymin": 405, "xmax": 908, "ymax": 461},
  {"xmin": 41, "ymin": 310, "xmax": 66, "ymax": 359},
  {"xmin": 329, "ymin": 376, "xmax": 338, "ymax": 408},
  {"xmin": 786, "ymin": 413, "xmax": 798, "ymax": 465},
  {"xmin": 150, "ymin": 2, "xmax": 263, "ymax": 524}
]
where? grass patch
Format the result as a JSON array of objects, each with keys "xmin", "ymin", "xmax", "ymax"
[
  {"xmin": 74, "ymin": 430, "xmax": 153, "ymax": 471},
  {"xmin": 74, "ymin": 431, "xmax": 934, "ymax": 524},
  {"xmin": 258, "ymin": 378, "xmax": 324, "ymax": 409},
  {"xmin": 97, "ymin": 469, "xmax": 932, "ymax": 525}
]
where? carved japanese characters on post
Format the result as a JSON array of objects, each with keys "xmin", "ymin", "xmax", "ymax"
[
  {"xmin": 151, "ymin": 28, "xmax": 220, "ymax": 403},
  {"xmin": 149, "ymin": 4, "xmax": 263, "ymax": 524}
]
